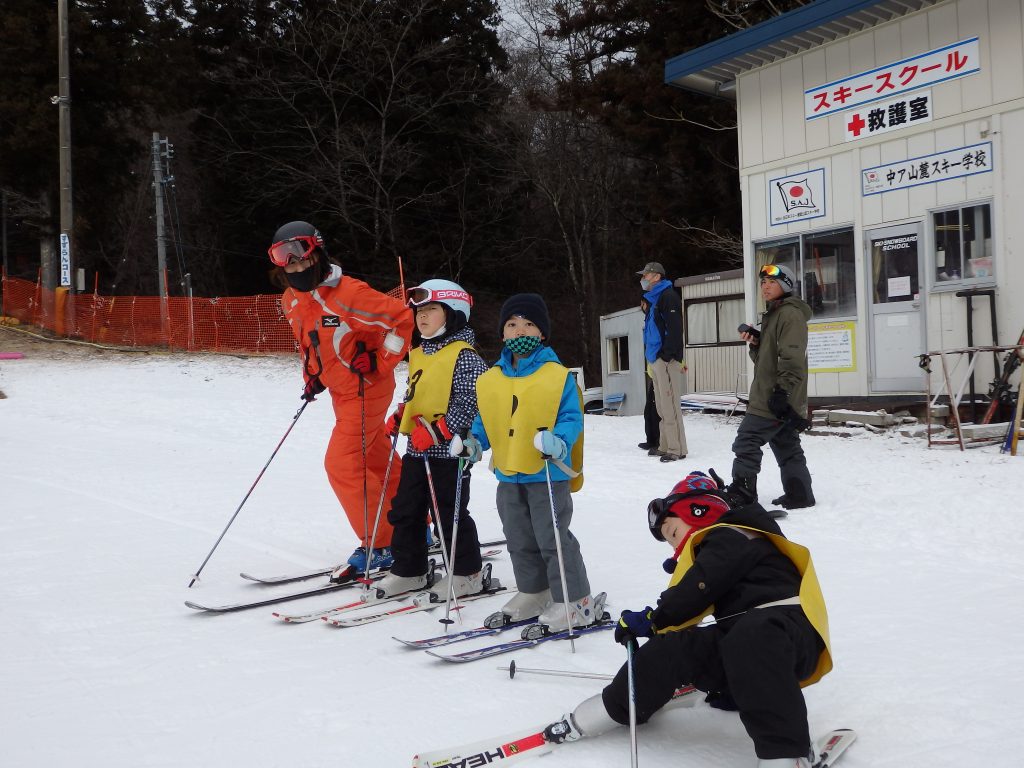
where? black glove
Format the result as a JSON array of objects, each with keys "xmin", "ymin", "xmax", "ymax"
[
  {"xmin": 301, "ymin": 376, "xmax": 326, "ymax": 402},
  {"xmin": 768, "ymin": 386, "xmax": 790, "ymax": 420},
  {"xmin": 768, "ymin": 386, "xmax": 810, "ymax": 432},
  {"xmin": 614, "ymin": 607, "xmax": 654, "ymax": 646}
]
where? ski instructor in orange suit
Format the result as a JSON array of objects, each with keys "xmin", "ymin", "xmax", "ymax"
[{"xmin": 269, "ymin": 221, "xmax": 414, "ymax": 581}]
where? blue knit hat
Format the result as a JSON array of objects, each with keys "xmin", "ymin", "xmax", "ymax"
[{"xmin": 499, "ymin": 293, "xmax": 551, "ymax": 340}]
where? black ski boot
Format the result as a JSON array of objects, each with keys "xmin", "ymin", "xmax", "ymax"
[
  {"xmin": 725, "ymin": 474, "xmax": 758, "ymax": 505},
  {"xmin": 771, "ymin": 478, "xmax": 816, "ymax": 509}
]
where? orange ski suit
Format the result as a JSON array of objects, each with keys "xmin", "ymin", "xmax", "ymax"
[{"xmin": 282, "ymin": 271, "xmax": 414, "ymax": 548}]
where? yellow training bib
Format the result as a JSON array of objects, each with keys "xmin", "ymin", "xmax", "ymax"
[{"xmin": 399, "ymin": 341, "xmax": 473, "ymax": 434}]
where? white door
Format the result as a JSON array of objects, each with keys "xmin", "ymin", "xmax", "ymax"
[{"xmin": 866, "ymin": 223, "xmax": 926, "ymax": 392}]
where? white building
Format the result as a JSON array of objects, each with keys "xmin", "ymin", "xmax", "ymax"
[{"xmin": 666, "ymin": 0, "xmax": 1024, "ymax": 409}]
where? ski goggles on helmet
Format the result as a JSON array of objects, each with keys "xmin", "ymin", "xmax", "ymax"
[
  {"xmin": 268, "ymin": 235, "xmax": 322, "ymax": 267},
  {"xmin": 647, "ymin": 489, "xmax": 728, "ymax": 541},
  {"xmin": 407, "ymin": 286, "xmax": 473, "ymax": 308},
  {"xmin": 647, "ymin": 492, "xmax": 697, "ymax": 541}
]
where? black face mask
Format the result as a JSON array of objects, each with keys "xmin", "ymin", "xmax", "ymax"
[{"xmin": 285, "ymin": 261, "xmax": 322, "ymax": 292}]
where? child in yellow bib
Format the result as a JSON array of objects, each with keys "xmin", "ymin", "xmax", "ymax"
[
  {"xmin": 373, "ymin": 280, "xmax": 490, "ymax": 601},
  {"xmin": 541, "ymin": 470, "xmax": 831, "ymax": 768},
  {"xmin": 456, "ymin": 293, "xmax": 597, "ymax": 633}
]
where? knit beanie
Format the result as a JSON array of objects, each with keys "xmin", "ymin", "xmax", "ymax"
[{"xmin": 499, "ymin": 293, "xmax": 551, "ymax": 340}]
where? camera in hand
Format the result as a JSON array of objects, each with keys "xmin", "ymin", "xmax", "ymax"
[{"xmin": 738, "ymin": 323, "xmax": 761, "ymax": 339}]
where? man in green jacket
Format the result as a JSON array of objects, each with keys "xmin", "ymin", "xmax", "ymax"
[{"xmin": 728, "ymin": 264, "xmax": 815, "ymax": 510}]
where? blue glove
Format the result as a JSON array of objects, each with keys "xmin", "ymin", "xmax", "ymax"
[
  {"xmin": 614, "ymin": 607, "xmax": 654, "ymax": 646},
  {"xmin": 533, "ymin": 430, "xmax": 567, "ymax": 461},
  {"xmin": 449, "ymin": 434, "xmax": 482, "ymax": 464}
]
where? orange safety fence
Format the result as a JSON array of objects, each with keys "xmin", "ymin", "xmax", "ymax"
[{"xmin": 0, "ymin": 274, "xmax": 405, "ymax": 355}]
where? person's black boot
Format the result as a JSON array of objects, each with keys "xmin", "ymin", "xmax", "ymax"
[
  {"xmin": 771, "ymin": 478, "xmax": 816, "ymax": 509},
  {"xmin": 725, "ymin": 474, "xmax": 758, "ymax": 505}
]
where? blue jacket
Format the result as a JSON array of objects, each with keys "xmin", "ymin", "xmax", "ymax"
[
  {"xmin": 643, "ymin": 279, "xmax": 683, "ymax": 363},
  {"xmin": 471, "ymin": 344, "xmax": 583, "ymax": 484}
]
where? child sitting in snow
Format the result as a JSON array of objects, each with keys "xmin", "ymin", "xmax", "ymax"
[
  {"xmin": 542, "ymin": 470, "xmax": 832, "ymax": 767},
  {"xmin": 452, "ymin": 293, "xmax": 597, "ymax": 632}
]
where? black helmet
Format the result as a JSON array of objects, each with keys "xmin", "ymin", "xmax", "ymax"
[{"xmin": 270, "ymin": 221, "xmax": 326, "ymax": 257}]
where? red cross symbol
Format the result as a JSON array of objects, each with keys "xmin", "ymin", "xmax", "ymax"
[{"xmin": 847, "ymin": 112, "xmax": 866, "ymax": 137}]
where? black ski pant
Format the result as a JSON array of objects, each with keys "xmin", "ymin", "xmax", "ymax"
[
  {"xmin": 731, "ymin": 413, "xmax": 813, "ymax": 498},
  {"xmin": 643, "ymin": 377, "xmax": 660, "ymax": 447},
  {"xmin": 601, "ymin": 608, "xmax": 822, "ymax": 760},
  {"xmin": 387, "ymin": 454, "xmax": 482, "ymax": 578}
]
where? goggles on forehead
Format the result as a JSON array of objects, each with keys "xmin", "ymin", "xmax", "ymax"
[
  {"xmin": 407, "ymin": 286, "xmax": 473, "ymax": 307},
  {"xmin": 268, "ymin": 235, "xmax": 321, "ymax": 267},
  {"xmin": 759, "ymin": 264, "xmax": 782, "ymax": 279}
]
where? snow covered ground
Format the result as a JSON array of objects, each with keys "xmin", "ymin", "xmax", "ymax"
[{"xmin": 2, "ymin": 343, "xmax": 1023, "ymax": 767}]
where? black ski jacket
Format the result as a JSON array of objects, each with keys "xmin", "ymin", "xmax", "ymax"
[{"xmin": 651, "ymin": 503, "xmax": 801, "ymax": 631}]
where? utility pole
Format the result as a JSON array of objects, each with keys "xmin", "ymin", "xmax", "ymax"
[
  {"xmin": 57, "ymin": 0, "xmax": 74, "ymax": 293},
  {"xmin": 152, "ymin": 133, "xmax": 170, "ymax": 340},
  {"xmin": 1, "ymin": 189, "xmax": 7, "ymax": 317}
]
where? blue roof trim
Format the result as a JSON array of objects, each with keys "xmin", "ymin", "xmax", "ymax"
[{"xmin": 665, "ymin": 0, "xmax": 896, "ymax": 84}]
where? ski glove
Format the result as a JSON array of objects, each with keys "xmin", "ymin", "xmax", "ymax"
[
  {"xmin": 301, "ymin": 376, "xmax": 326, "ymax": 402},
  {"xmin": 350, "ymin": 349, "xmax": 377, "ymax": 375},
  {"xmin": 615, "ymin": 607, "xmax": 655, "ymax": 645},
  {"xmin": 533, "ymin": 430, "xmax": 567, "ymax": 461},
  {"xmin": 767, "ymin": 386, "xmax": 791, "ymax": 420},
  {"xmin": 449, "ymin": 434, "xmax": 482, "ymax": 464},
  {"xmin": 386, "ymin": 403, "xmax": 405, "ymax": 437},
  {"xmin": 768, "ymin": 386, "xmax": 811, "ymax": 432},
  {"xmin": 410, "ymin": 415, "xmax": 453, "ymax": 452}
]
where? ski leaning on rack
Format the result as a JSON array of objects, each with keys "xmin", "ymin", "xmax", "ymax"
[
  {"xmin": 239, "ymin": 543, "xmax": 505, "ymax": 585},
  {"xmin": 983, "ymin": 326, "xmax": 1024, "ymax": 424},
  {"xmin": 184, "ymin": 569, "xmax": 387, "ymax": 614},
  {"xmin": 411, "ymin": 723, "xmax": 854, "ymax": 768},
  {"xmin": 410, "ymin": 686, "xmax": 705, "ymax": 768}
]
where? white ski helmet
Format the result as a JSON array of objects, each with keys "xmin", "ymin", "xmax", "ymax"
[{"xmin": 407, "ymin": 279, "xmax": 473, "ymax": 322}]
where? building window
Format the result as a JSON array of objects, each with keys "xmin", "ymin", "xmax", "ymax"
[
  {"xmin": 933, "ymin": 203, "xmax": 992, "ymax": 286},
  {"xmin": 754, "ymin": 228, "xmax": 856, "ymax": 319},
  {"xmin": 685, "ymin": 295, "xmax": 745, "ymax": 346},
  {"xmin": 607, "ymin": 335, "xmax": 629, "ymax": 373}
]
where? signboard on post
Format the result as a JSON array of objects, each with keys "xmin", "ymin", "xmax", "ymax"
[{"xmin": 59, "ymin": 233, "xmax": 71, "ymax": 287}]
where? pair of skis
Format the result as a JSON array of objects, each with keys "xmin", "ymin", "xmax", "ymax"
[
  {"xmin": 412, "ymin": 725, "xmax": 856, "ymax": 768},
  {"xmin": 184, "ymin": 544, "xmax": 503, "ymax": 613},
  {"xmin": 394, "ymin": 592, "xmax": 612, "ymax": 662}
]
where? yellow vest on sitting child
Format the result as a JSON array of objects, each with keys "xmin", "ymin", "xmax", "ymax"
[{"xmin": 657, "ymin": 523, "xmax": 832, "ymax": 687}]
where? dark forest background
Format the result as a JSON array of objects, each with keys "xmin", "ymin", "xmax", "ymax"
[{"xmin": 0, "ymin": 0, "xmax": 803, "ymax": 372}]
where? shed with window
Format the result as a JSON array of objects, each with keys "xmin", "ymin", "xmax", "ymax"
[
  {"xmin": 678, "ymin": 269, "xmax": 748, "ymax": 396},
  {"xmin": 665, "ymin": 0, "xmax": 1024, "ymax": 406},
  {"xmin": 597, "ymin": 305, "xmax": 647, "ymax": 417}
]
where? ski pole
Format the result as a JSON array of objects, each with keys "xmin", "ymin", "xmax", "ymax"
[
  {"xmin": 361, "ymin": 428, "xmax": 401, "ymax": 584},
  {"xmin": 542, "ymin": 458, "xmax": 576, "ymax": 652},
  {"xmin": 626, "ymin": 638, "xmax": 639, "ymax": 768},
  {"xmin": 502, "ymin": 661, "xmax": 612, "ymax": 681},
  {"xmin": 440, "ymin": 456, "xmax": 466, "ymax": 630},
  {"xmin": 187, "ymin": 400, "xmax": 309, "ymax": 588},
  {"xmin": 355, "ymin": 341, "xmax": 369, "ymax": 552},
  {"xmin": 423, "ymin": 455, "xmax": 458, "ymax": 612}
]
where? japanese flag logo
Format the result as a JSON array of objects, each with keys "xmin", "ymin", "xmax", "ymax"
[{"xmin": 776, "ymin": 179, "xmax": 815, "ymax": 212}]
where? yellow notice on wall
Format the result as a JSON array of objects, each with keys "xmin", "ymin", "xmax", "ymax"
[{"xmin": 808, "ymin": 321, "xmax": 856, "ymax": 373}]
